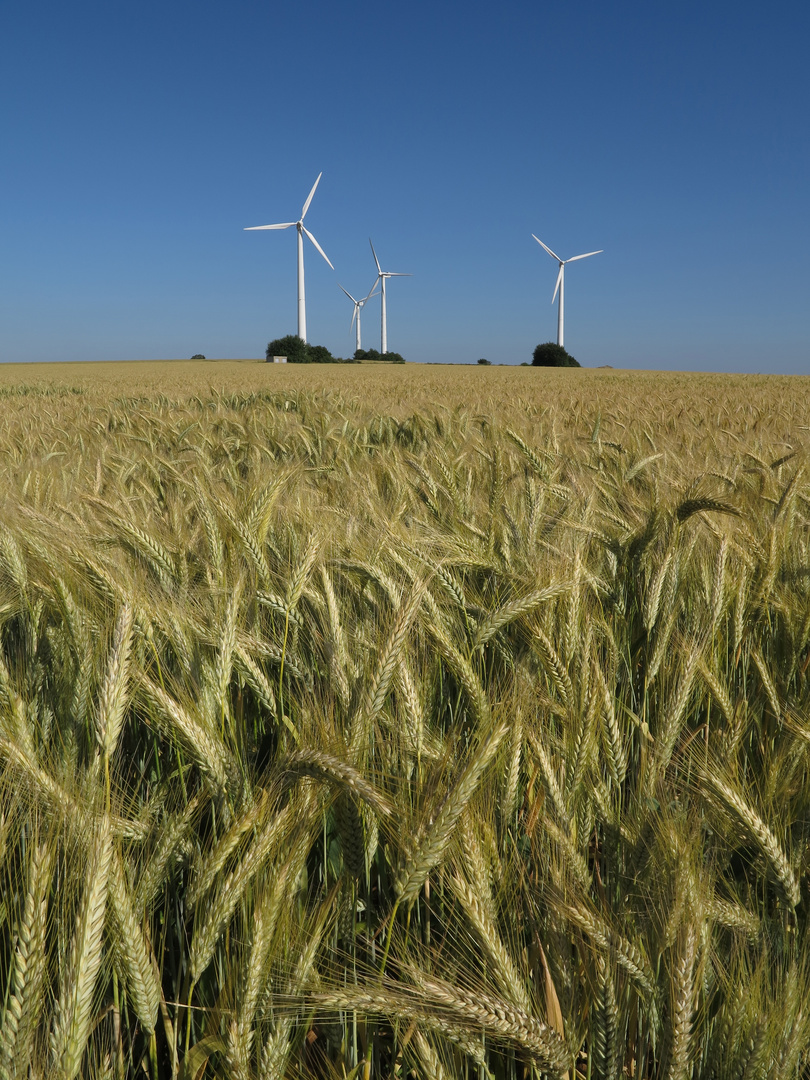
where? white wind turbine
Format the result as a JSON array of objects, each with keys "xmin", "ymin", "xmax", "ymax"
[
  {"xmin": 245, "ymin": 173, "xmax": 333, "ymax": 343},
  {"xmin": 338, "ymin": 281, "xmax": 379, "ymax": 353},
  {"xmin": 369, "ymin": 239, "xmax": 411, "ymax": 354},
  {"xmin": 532, "ymin": 235, "xmax": 602, "ymax": 349}
]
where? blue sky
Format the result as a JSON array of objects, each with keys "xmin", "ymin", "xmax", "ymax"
[{"xmin": 1, "ymin": 0, "xmax": 808, "ymax": 370}]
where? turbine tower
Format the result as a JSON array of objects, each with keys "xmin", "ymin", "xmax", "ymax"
[
  {"xmin": 245, "ymin": 173, "xmax": 333, "ymax": 343},
  {"xmin": 369, "ymin": 239, "xmax": 411, "ymax": 354},
  {"xmin": 532, "ymin": 235, "xmax": 602, "ymax": 349},
  {"xmin": 338, "ymin": 281, "xmax": 379, "ymax": 353}
]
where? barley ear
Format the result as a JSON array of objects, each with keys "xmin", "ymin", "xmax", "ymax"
[
  {"xmin": 50, "ymin": 821, "xmax": 113, "ymax": 1080},
  {"xmin": 396, "ymin": 718, "xmax": 507, "ymax": 906},
  {"xmin": 95, "ymin": 603, "xmax": 134, "ymax": 764},
  {"xmin": 0, "ymin": 840, "xmax": 53, "ymax": 1080},
  {"xmin": 664, "ymin": 924, "xmax": 696, "ymax": 1080},
  {"xmin": 108, "ymin": 849, "xmax": 160, "ymax": 1034}
]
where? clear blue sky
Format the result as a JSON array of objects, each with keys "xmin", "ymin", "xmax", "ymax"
[{"xmin": 1, "ymin": 0, "xmax": 808, "ymax": 370}]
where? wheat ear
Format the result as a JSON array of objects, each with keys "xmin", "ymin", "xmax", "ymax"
[
  {"xmin": 598, "ymin": 664, "xmax": 627, "ymax": 787},
  {"xmin": 412, "ymin": 1030, "xmax": 452, "ymax": 1080},
  {"xmin": 213, "ymin": 579, "xmax": 242, "ymax": 723},
  {"xmin": 560, "ymin": 900, "xmax": 656, "ymax": 999},
  {"xmin": 189, "ymin": 789, "xmax": 271, "ymax": 905}
]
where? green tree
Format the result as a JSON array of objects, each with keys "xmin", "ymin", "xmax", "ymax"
[
  {"xmin": 531, "ymin": 342, "xmax": 580, "ymax": 367},
  {"xmin": 308, "ymin": 344, "xmax": 335, "ymax": 363},
  {"xmin": 266, "ymin": 335, "xmax": 310, "ymax": 363}
]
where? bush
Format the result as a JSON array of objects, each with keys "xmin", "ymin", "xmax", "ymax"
[
  {"xmin": 477, "ymin": 358, "xmax": 491, "ymax": 365},
  {"xmin": 531, "ymin": 342, "xmax": 580, "ymax": 367},
  {"xmin": 190, "ymin": 354, "xmax": 205, "ymax": 360}
]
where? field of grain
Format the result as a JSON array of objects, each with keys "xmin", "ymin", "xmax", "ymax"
[{"xmin": 1, "ymin": 362, "xmax": 809, "ymax": 1080}]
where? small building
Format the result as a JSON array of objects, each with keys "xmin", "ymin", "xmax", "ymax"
[{"xmin": 272, "ymin": 356, "xmax": 287, "ymax": 364}]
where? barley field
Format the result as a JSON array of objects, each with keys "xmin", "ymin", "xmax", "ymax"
[{"xmin": 1, "ymin": 361, "xmax": 809, "ymax": 1080}]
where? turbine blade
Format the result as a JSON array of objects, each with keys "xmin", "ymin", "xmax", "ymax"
[
  {"xmin": 302, "ymin": 226, "xmax": 334, "ymax": 269},
  {"xmin": 364, "ymin": 281, "xmax": 380, "ymax": 301},
  {"xmin": 244, "ymin": 222, "xmax": 296, "ymax": 230},
  {"xmin": 338, "ymin": 283, "xmax": 357, "ymax": 303},
  {"xmin": 552, "ymin": 265, "xmax": 564, "ymax": 303},
  {"xmin": 301, "ymin": 172, "xmax": 322, "ymax": 220},
  {"xmin": 532, "ymin": 234, "xmax": 561, "ymax": 262},
  {"xmin": 566, "ymin": 249, "xmax": 604, "ymax": 263},
  {"xmin": 369, "ymin": 238, "xmax": 382, "ymax": 273},
  {"xmin": 385, "ymin": 272, "xmax": 411, "ymax": 277},
  {"xmin": 351, "ymin": 308, "xmax": 357, "ymax": 330}
]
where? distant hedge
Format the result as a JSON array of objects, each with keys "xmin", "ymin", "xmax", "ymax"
[{"xmin": 354, "ymin": 348, "xmax": 405, "ymax": 363}]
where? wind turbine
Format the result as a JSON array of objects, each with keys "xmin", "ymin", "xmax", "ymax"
[
  {"xmin": 245, "ymin": 173, "xmax": 333, "ymax": 343},
  {"xmin": 338, "ymin": 281, "xmax": 379, "ymax": 353},
  {"xmin": 369, "ymin": 239, "xmax": 411, "ymax": 354},
  {"xmin": 532, "ymin": 235, "xmax": 602, "ymax": 349}
]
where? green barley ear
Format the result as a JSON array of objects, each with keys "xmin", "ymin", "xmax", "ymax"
[
  {"xmin": 473, "ymin": 581, "xmax": 569, "ymax": 652},
  {"xmin": 50, "ymin": 822, "xmax": 113, "ymax": 1080},
  {"xmin": 592, "ymin": 957, "xmax": 620, "ymax": 1080},
  {"xmin": 286, "ymin": 530, "xmax": 324, "ymax": 611},
  {"xmin": 107, "ymin": 848, "xmax": 160, "ymax": 1035},
  {"xmin": 664, "ymin": 924, "xmax": 697, "ymax": 1080},
  {"xmin": 532, "ymin": 626, "xmax": 572, "ymax": 708},
  {"xmin": 136, "ymin": 673, "xmax": 231, "ymax": 795},
  {"xmin": 449, "ymin": 872, "xmax": 531, "ymax": 1011},
  {"xmin": 349, "ymin": 580, "xmax": 426, "ymax": 759},
  {"xmin": 0, "ymin": 839, "xmax": 53, "ymax": 1080},
  {"xmin": 396, "ymin": 717, "xmax": 507, "ymax": 906},
  {"xmin": 94, "ymin": 602, "xmax": 134, "ymax": 764},
  {"xmin": 502, "ymin": 709, "xmax": 523, "ymax": 827},
  {"xmin": 229, "ymin": 844, "xmax": 309, "ymax": 1079},
  {"xmin": 701, "ymin": 767, "xmax": 800, "ymax": 908},
  {"xmin": 282, "ymin": 748, "xmax": 393, "ymax": 819}
]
